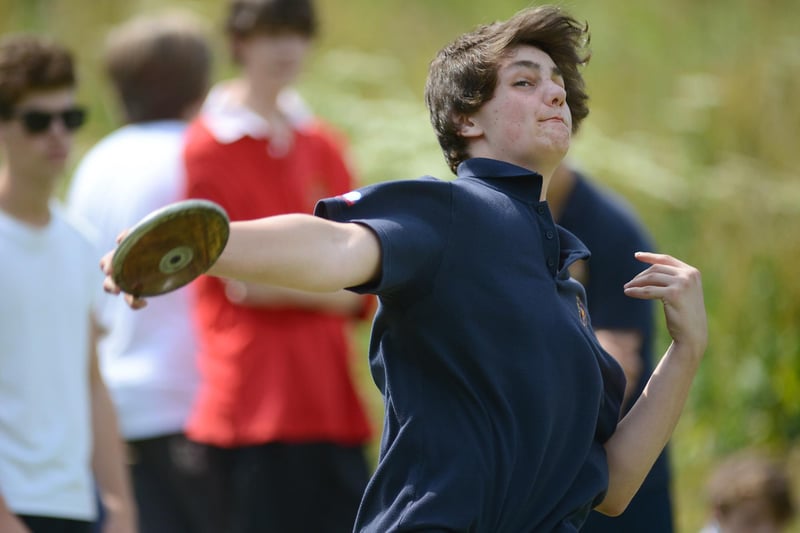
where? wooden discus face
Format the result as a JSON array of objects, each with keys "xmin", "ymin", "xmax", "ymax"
[{"xmin": 111, "ymin": 200, "xmax": 229, "ymax": 297}]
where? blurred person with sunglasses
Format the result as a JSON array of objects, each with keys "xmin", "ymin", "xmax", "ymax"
[{"xmin": 0, "ymin": 34, "xmax": 136, "ymax": 533}]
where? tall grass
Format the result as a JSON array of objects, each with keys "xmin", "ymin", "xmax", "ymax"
[{"xmin": 2, "ymin": 0, "xmax": 798, "ymax": 530}]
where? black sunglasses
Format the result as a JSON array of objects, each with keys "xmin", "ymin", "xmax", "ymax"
[{"xmin": 14, "ymin": 107, "xmax": 87, "ymax": 134}]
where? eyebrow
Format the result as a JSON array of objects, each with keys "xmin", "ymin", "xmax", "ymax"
[{"xmin": 507, "ymin": 59, "xmax": 563, "ymax": 79}]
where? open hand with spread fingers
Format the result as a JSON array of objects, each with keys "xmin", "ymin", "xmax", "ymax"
[{"xmin": 623, "ymin": 252, "xmax": 708, "ymax": 358}]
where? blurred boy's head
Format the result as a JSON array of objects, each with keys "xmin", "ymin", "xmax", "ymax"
[
  {"xmin": 104, "ymin": 11, "xmax": 212, "ymax": 123},
  {"xmin": 225, "ymin": 0, "xmax": 317, "ymax": 90},
  {"xmin": 708, "ymin": 451, "xmax": 796, "ymax": 533},
  {"xmin": 0, "ymin": 35, "xmax": 83, "ymax": 183},
  {"xmin": 226, "ymin": 0, "xmax": 317, "ymax": 42}
]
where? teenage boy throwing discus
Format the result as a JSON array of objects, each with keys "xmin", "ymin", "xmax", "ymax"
[{"xmin": 103, "ymin": 5, "xmax": 707, "ymax": 532}]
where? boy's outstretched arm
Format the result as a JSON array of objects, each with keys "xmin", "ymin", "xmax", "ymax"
[
  {"xmin": 102, "ymin": 213, "xmax": 382, "ymax": 305},
  {"xmin": 595, "ymin": 252, "xmax": 708, "ymax": 516},
  {"xmin": 211, "ymin": 214, "xmax": 381, "ymax": 291}
]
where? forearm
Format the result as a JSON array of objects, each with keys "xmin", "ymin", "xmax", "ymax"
[
  {"xmin": 210, "ymin": 214, "xmax": 380, "ymax": 292},
  {"xmin": 224, "ymin": 280, "xmax": 366, "ymax": 315},
  {"xmin": 90, "ymin": 378, "xmax": 136, "ymax": 528},
  {"xmin": 597, "ymin": 339, "xmax": 702, "ymax": 515}
]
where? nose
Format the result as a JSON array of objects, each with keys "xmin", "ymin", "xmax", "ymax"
[
  {"xmin": 48, "ymin": 117, "xmax": 69, "ymax": 135},
  {"xmin": 547, "ymin": 81, "xmax": 567, "ymax": 107}
]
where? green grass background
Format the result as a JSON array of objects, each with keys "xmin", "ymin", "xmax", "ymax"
[{"xmin": 2, "ymin": 0, "xmax": 799, "ymax": 530}]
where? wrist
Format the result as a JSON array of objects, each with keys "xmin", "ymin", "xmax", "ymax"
[{"xmin": 670, "ymin": 338, "xmax": 706, "ymax": 365}]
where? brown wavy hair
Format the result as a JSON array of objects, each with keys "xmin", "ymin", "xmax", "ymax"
[
  {"xmin": 425, "ymin": 5, "xmax": 591, "ymax": 173},
  {"xmin": 0, "ymin": 34, "xmax": 75, "ymax": 120}
]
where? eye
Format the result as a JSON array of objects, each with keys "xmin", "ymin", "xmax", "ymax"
[{"xmin": 513, "ymin": 79, "xmax": 535, "ymax": 87}]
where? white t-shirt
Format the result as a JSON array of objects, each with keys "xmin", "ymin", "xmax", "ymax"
[
  {"xmin": 0, "ymin": 203, "xmax": 100, "ymax": 520},
  {"xmin": 68, "ymin": 121, "xmax": 199, "ymax": 440}
]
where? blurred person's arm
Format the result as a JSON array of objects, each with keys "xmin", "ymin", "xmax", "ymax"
[
  {"xmin": 0, "ymin": 495, "xmax": 30, "ymax": 533},
  {"xmin": 223, "ymin": 280, "xmax": 367, "ymax": 316},
  {"xmin": 88, "ymin": 320, "xmax": 138, "ymax": 533},
  {"xmin": 596, "ymin": 252, "xmax": 707, "ymax": 516},
  {"xmin": 594, "ymin": 329, "xmax": 643, "ymax": 408}
]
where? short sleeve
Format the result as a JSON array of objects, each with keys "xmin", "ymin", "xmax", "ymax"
[{"xmin": 314, "ymin": 177, "xmax": 452, "ymax": 301}]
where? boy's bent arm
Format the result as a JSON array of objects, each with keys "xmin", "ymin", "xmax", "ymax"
[
  {"xmin": 597, "ymin": 340, "xmax": 702, "ymax": 516},
  {"xmin": 210, "ymin": 213, "xmax": 382, "ymax": 292},
  {"xmin": 595, "ymin": 252, "xmax": 707, "ymax": 516}
]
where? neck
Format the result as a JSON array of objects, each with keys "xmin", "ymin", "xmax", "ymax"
[
  {"xmin": 0, "ymin": 166, "xmax": 53, "ymax": 226},
  {"xmin": 239, "ymin": 78, "xmax": 283, "ymax": 120},
  {"xmin": 539, "ymin": 173, "xmax": 551, "ymax": 202},
  {"xmin": 545, "ymin": 163, "xmax": 577, "ymax": 220}
]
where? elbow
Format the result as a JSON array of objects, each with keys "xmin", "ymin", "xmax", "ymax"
[{"xmin": 594, "ymin": 492, "xmax": 633, "ymax": 517}]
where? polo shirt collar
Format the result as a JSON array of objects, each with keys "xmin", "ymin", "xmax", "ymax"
[
  {"xmin": 201, "ymin": 81, "xmax": 314, "ymax": 144},
  {"xmin": 456, "ymin": 157, "xmax": 590, "ymax": 272},
  {"xmin": 456, "ymin": 158, "xmax": 544, "ymax": 202}
]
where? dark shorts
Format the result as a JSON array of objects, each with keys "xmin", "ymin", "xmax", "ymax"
[
  {"xmin": 19, "ymin": 516, "xmax": 93, "ymax": 533},
  {"xmin": 127, "ymin": 433, "xmax": 228, "ymax": 533},
  {"xmin": 213, "ymin": 441, "xmax": 370, "ymax": 533}
]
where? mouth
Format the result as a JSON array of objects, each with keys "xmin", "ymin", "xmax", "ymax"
[{"xmin": 46, "ymin": 149, "xmax": 69, "ymax": 162}]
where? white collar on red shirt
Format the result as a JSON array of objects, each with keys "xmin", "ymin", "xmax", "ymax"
[{"xmin": 201, "ymin": 81, "xmax": 315, "ymax": 145}]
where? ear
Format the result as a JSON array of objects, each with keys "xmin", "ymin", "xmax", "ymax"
[{"xmin": 453, "ymin": 113, "xmax": 483, "ymax": 139}]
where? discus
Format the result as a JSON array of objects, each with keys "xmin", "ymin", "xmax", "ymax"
[{"xmin": 111, "ymin": 199, "xmax": 230, "ymax": 297}]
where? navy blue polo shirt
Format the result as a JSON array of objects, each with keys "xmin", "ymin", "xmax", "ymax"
[{"xmin": 315, "ymin": 158, "xmax": 626, "ymax": 532}]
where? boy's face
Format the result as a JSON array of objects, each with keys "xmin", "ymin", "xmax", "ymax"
[
  {"xmin": 717, "ymin": 498, "xmax": 786, "ymax": 533},
  {"xmin": 238, "ymin": 31, "xmax": 311, "ymax": 91},
  {"xmin": 460, "ymin": 45, "xmax": 571, "ymax": 175},
  {"xmin": 0, "ymin": 88, "xmax": 79, "ymax": 185}
]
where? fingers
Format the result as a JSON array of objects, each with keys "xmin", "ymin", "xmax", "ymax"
[
  {"xmin": 115, "ymin": 229, "xmax": 129, "ymax": 244},
  {"xmin": 100, "ymin": 250, "xmax": 120, "ymax": 295},
  {"xmin": 624, "ymin": 252, "xmax": 708, "ymax": 354},
  {"xmin": 100, "ymin": 250, "xmax": 114, "ymax": 275},
  {"xmin": 99, "ymin": 239, "xmax": 148, "ymax": 310},
  {"xmin": 624, "ymin": 253, "xmax": 702, "ymax": 303},
  {"xmin": 124, "ymin": 293, "xmax": 148, "ymax": 310},
  {"xmin": 632, "ymin": 251, "xmax": 690, "ymax": 269},
  {"xmin": 102, "ymin": 275, "xmax": 121, "ymax": 295}
]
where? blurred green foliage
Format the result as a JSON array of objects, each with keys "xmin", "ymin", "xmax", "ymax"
[{"xmin": 2, "ymin": 0, "xmax": 799, "ymax": 530}]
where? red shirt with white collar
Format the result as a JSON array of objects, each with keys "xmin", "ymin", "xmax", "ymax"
[{"xmin": 183, "ymin": 83, "xmax": 372, "ymax": 447}]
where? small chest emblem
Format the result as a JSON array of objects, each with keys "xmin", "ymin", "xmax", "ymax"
[
  {"xmin": 341, "ymin": 190, "xmax": 362, "ymax": 206},
  {"xmin": 576, "ymin": 296, "xmax": 589, "ymax": 327}
]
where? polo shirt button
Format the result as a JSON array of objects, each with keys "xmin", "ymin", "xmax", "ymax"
[
  {"xmin": 545, "ymin": 230, "xmax": 554, "ymax": 239},
  {"xmin": 537, "ymin": 206, "xmax": 546, "ymax": 215},
  {"xmin": 547, "ymin": 257, "xmax": 556, "ymax": 267}
]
